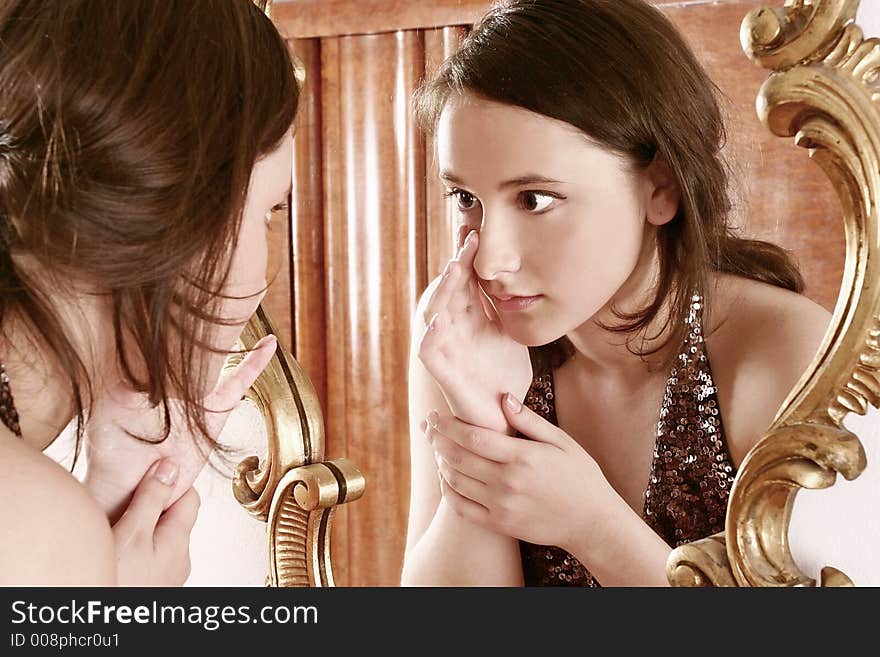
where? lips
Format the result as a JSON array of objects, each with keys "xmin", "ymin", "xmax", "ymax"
[{"xmin": 489, "ymin": 292, "xmax": 543, "ymax": 312}]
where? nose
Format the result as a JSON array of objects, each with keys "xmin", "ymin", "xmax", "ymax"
[{"xmin": 472, "ymin": 210, "xmax": 521, "ymax": 281}]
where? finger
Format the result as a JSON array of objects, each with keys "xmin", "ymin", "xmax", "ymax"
[
  {"xmin": 112, "ymin": 458, "xmax": 179, "ymax": 545},
  {"xmin": 439, "ymin": 475, "xmax": 491, "ymax": 526},
  {"xmin": 154, "ymin": 487, "xmax": 201, "ymax": 548},
  {"xmin": 428, "ymin": 411, "xmax": 518, "ymax": 462},
  {"xmin": 501, "ymin": 393, "xmax": 570, "ymax": 448},
  {"xmin": 418, "ymin": 310, "xmax": 450, "ymax": 374},
  {"xmin": 428, "ymin": 426, "xmax": 496, "ymax": 484},
  {"xmin": 455, "ymin": 224, "xmax": 469, "ymax": 251},
  {"xmin": 422, "ymin": 263, "xmax": 460, "ymax": 325},
  {"xmin": 458, "ymin": 229, "xmax": 478, "ymax": 270},
  {"xmin": 448, "ymin": 231, "xmax": 479, "ymax": 313},
  {"xmin": 436, "ymin": 455, "xmax": 491, "ymax": 505},
  {"xmin": 209, "ymin": 334, "xmax": 278, "ymax": 412},
  {"xmin": 476, "ymin": 282, "xmax": 501, "ymax": 324}
]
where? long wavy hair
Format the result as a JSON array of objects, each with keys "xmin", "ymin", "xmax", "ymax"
[
  {"xmin": 415, "ymin": 0, "xmax": 803, "ymax": 372},
  {"xmin": 0, "ymin": 0, "xmax": 299, "ymax": 454}
]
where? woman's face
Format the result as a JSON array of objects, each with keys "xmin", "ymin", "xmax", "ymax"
[
  {"xmin": 214, "ymin": 131, "xmax": 293, "ymax": 352},
  {"xmin": 436, "ymin": 94, "xmax": 659, "ymax": 347}
]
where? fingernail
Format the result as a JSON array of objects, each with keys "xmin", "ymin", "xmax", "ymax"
[
  {"xmin": 504, "ymin": 393, "xmax": 522, "ymax": 414},
  {"xmin": 427, "ymin": 410, "xmax": 440, "ymax": 428},
  {"xmin": 464, "ymin": 230, "xmax": 477, "ymax": 246},
  {"xmin": 419, "ymin": 420, "xmax": 428, "ymax": 433},
  {"xmin": 428, "ymin": 313, "xmax": 440, "ymax": 332},
  {"xmin": 154, "ymin": 458, "xmax": 179, "ymax": 487}
]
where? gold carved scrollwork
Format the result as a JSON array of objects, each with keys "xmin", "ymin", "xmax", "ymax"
[
  {"xmin": 668, "ymin": 0, "xmax": 878, "ymax": 587},
  {"xmin": 229, "ymin": 306, "xmax": 366, "ymax": 587}
]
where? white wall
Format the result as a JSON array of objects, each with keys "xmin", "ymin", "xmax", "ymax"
[{"xmin": 185, "ymin": 402, "xmax": 269, "ymax": 586}]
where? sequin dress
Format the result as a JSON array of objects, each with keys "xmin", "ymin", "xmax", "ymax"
[
  {"xmin": 519, "ymin": 294, "xmax": 737, "ymax": 586},
  {"xmin": 0, "ymin": 360, "xmax": 22, "ymax": 438}
]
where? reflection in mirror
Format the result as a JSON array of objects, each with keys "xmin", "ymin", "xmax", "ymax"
[
  {"xmin": 402, "ymin": 0, "xmax": 838, "ymax": 587},
  {"xmin": 261, "ymin": 0, "xmax": 877, "ymax": 586}
]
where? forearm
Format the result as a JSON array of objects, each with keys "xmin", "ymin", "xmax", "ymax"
[
  {"xmin": 565, "ymin": 491, "xmax": 671, "ymax": 587},
  {"xmin": 402, "ymin": 500, "xmax": 524, "ymax": 586}
]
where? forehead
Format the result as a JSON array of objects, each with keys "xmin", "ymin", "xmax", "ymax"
[
  {"xmin": 436, "ymin": 94, "xmax": 619, "ymax": 182},
  {"xmin": 250, "ymin": 132, "xmax": 293, "ymax": 187}
]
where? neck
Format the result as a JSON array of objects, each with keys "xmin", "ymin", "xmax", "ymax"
[
  {"xmin": 0, "ymin": 295, "xmax": 113, "ymax": 452},
  {"xmin": 565, "ymin": 234, "xmax": 675, "ymax": 382}
]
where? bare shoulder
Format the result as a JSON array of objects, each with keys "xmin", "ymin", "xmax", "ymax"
[
  {"xmin": 0, "ymin": 437, "xmax": 115, "ymax": 585},
  {"xmin": 704, "ymin": 273, "xmax": 832, "ymax": 466}
]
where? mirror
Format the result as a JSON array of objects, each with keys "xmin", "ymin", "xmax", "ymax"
[{"xmin": 236, "ymin": 0, "xmax": 877, "ymax": 586}]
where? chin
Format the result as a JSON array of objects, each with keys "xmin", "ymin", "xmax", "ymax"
[{"xmin": 501, "ymin": 318, "xmax": 570, "ymax": 348}]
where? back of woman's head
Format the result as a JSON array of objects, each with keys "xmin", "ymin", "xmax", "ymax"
[
  {"xmin": 416, "ymin": 0, "xmax": 802, "ymax": 368},
  {"xmin": 0, "ymin": 0, "xmax": 299, "ymax": 448}
]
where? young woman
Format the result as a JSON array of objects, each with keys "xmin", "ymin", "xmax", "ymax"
[
  {"xmin": 402, "ymin": 0, "xmax": 831, "ymax": 586},
  {"xmin": 0, "ymin": 0, "xmax": 298, "ymax": 585}
]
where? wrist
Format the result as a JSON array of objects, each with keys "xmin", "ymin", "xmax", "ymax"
[{"xmin": 561, "ymin": 479, "xmax": 628, "ymax": 558}]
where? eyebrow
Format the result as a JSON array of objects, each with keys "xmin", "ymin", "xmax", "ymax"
[{"xmin": 439, "ymin": 170, "xmax": 567, "ymax": 189}]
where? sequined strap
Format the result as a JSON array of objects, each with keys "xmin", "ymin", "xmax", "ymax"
[
  {"xmin": 0, "ymin": 360, "xmax": 22, "ymax": 438},
  {"xmin": 644, "ymin": 292, "xmax": 736, "ymax": 545}
]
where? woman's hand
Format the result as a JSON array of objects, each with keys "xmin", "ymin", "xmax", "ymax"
[
  {"xmin": 418, "ymin": 230, "xmax": 532, "ymax": 433},
  {"xmin": 83, "ymin": 334, "xmax": 278, "ymax": 523},
  {"xmin": 426, "ymin": 392, "xmax": 618, "ymax": 553},
  {"xmin": 112, "ymin": 457, "xmax": 199, "ymax": 586}
]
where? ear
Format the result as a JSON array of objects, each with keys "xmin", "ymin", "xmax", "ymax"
[{"xmin": 644, "ymin": 154, "xmax": 681, "ymax": 226}]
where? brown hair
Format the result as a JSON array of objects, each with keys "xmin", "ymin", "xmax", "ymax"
[
  {"xmin": 0, "ymin": 0, "xmax": 299, "ymax": 454},
  {"xmin": 415, "ymin": 0, "xmax": 803, "ymax": 372}
]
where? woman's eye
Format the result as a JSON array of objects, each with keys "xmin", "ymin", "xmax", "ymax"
[
  {"xmin": 265, "ymin": 202, "xmax": 289, "ymax": 227},
  {"xmin": 445, "ymin": 189, "xmax": 479, "ymax": 212},
  {"xmin": 519, "ymin": 191, "xmax": 556, "ymax": 213}
]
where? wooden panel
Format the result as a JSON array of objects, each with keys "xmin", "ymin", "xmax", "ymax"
[
  {"xmin": 273, "ymin": 0, "xmax": 488, "ymax": 39},
  {"xmin": 273, "ymin": 0, "xmax": 768, "ymax": 40},
  {"xmin": 660, "ymin": 1, "xmax": 845, "ymax": 310},
  {"xmin": 289, "ymin": 38, "xmax": 328, "ymax": 408},
  {"xmin": 321, "ymin": 31, "xmax": 426, "ymax": 586},
  {"xmin": 424, "ymin": 26, "xmax": 469, "ymax": 282}
]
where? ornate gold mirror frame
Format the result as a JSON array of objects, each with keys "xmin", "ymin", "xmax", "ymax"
[
  {"xmin": 668, "ymin": 0, "xmax": 878, "ymax": 587},
  {"xmin": 232, "ymin": 307, "xmax": 365, "ymax": 587}
]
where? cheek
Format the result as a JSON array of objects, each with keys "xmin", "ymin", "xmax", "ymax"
[
  {"xmin": 214, "ymin": 216, "xmax": 269, "ymax": 342},
  {"xmin": 226, "ymin": 216, "xmax": 269, "ymax": 291},
  {"xmin": 502, "ymin": 205, "xmax": 645, "ymax": 342},
  {"xmin": 548, "ymin": 210, "xmax": 643, "ymax": 294}
]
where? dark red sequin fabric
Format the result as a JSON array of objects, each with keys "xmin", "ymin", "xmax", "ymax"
[
  {"xmin": 0, "ymin": 360, "xmax": 22, "ymax": 438},
  {"xmin": 519, "ymin": 295, "xmax": 736, "ymax": 586}
]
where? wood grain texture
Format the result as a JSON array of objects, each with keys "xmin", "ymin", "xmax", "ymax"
[
  {"xmin": 273, "ymin": 0, "xmax": 488, "ymax": 39},
  {"xmin": 320, "ymin": 31, "xmax": 426, "ymax": 586},
  {"xmin": 290, "ymin": 38, "xmax": 328, "ymax": 409}
]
